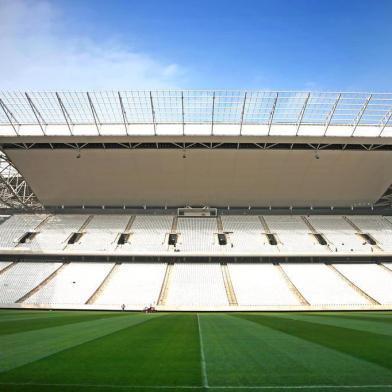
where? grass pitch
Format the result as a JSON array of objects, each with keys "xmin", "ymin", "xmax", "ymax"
[{"xmin": 0, "ymin": 310, "xmax": 391, "ymax": 391}]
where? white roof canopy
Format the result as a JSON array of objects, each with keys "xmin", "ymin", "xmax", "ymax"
[{"xmin": 0, "ymin": 90, "xmax": 391, "ymax": 138}]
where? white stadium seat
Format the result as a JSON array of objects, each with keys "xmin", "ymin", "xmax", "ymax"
[
  {"xmin": 118, "ymin": 215, "xmax": 173, "ymax": 254},
  {"xmin": 165, "ymin": 263, "xmax": 228, "ymax": 306},
  {"xmin": 228, "ymin": 263, "xmax": 300, "ymax": 306},
  {"xmin": 281, "ymin": 263, "xmax": 368, "ymax": 305},
  {"xmin": 333, "ymin": 263, "xmax": 392, "ymax": 304},
  {"xmin": 0, "ymin": 262, "xmax": 62, "ymax": 303},
  {"xmin": 95, "ymin": 263, "xmax": 166, "ymax": 307},
  {"xmin": 25, "ymin": 262, "xmax": 114, "ymax": 305},
  {"xmin": 0, "ymin": 214, "xmax": 48, "ymax": 248},
  {"xmin": 176, "ymin": 218, "xmax": 221, "ymax": 254}
]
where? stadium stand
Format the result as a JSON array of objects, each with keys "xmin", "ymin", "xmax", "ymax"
[
  {"xmin": 221, "ymin": 215, "xmax": 277, "ymax": 253},
  {"xmin": 71, "ymin": 214, "xmax": 131, "ymax": 252},
  {"xmin": 25, "ymin": 262, "xmax": 114, "ymax": 305},
  {"xmin": 0, "ymin": 214, "xmax": 47, "ymax": 248},
  {"xmin": 263, "ymin": 215, "xmax": 328, "ymax": 253},
  {"xmin": 0, "ymin": 262, "xmax": 63, "ymax": 303},
  {"xmin": 0, "ymin": 261, "xmax": 12, "ymax": 272},
  {"xmin": 93, "ymin": 263, "xmax": 166, "ymax": 308},
  {"xmin": 165, "ymin": 263, "xmax": 228, "ymax": 307},
  {"xmin": 228, "ymin": 263, "xmax": 300, "ymax": 306},
  {"xmin": 348, "ymin": 215, "xmax": 392, "ymax": 251},
  {"xmin": 306, "ymin": 216, "xmax": 373, "ymax": 253},
  {"xmin": 333, "ymin": 263, "xmax": 392, "ymax": 304},
  {"xmin": 0, "ymin": 90, "xmax": 392, "ymax": 312},
  {"xmin": 176, "ymin": 218, "xmax": 221, "ymax": 254},
  {"xmin": 26, "ymin": 215, "xmax": 89, "ymax": 252},
  {"xmin": 281, "ymin": 263, "xmax": 369, "ymax": 305},
  {"xmin": 117, "ymin": 215, "xmax": 173, "ymax": 254},
  {"xmin": 1, "ymin": 214, "xmax": 392, "ymax": 256}
]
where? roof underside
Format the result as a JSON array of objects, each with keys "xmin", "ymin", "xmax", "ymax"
[{"xmin": 0, "ymin": 90, "xmax": 392, "ymax": 138}]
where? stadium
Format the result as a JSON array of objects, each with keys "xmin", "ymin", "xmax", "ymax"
[{"xmin": 0, "ymin": 89, "xmax": 392, "ymax": 391}]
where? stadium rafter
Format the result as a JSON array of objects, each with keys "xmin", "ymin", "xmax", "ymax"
[
  {"xmin": 0, "ymin": 90, "xmax": 392, "ymax": 138},
  {"xmin": 0, "ymin": 152, "xmax": 42, "ymax": 209}
]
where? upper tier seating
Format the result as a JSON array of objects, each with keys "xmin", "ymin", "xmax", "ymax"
[
  {"xmin": 72, "ymin": 215, "xmax": 131, "ymax": 252},
  {"xmin": 0, "ymin": 213, "xmax": 391, "ymax": 256},
  {"xmin": 228, "ymin": 263, "xmax": 300, "ymax": 306},
  {"xmin": 333, "ymin": 263, "xmax": 392, "ymax": 304},
  {"xmin": 95, "ymin": 263, "xmax": 166, "ymax": 307},
  {"xmin": 348, "ymin": 216, "xmax": 392, "ymax": 251},
  {"xmin": 0, "ymin": 214, "xmax": 47, "ymax": 248},
  {"xmin": 221, "ymin": 215, "xmax": 278, "ymax": 253},
  {"xmin": 264, "ymin": 215, "xmax": 328, "ymax": 253},
  {"xmin": 27, "ymin": 215, "xmax": 89, "ymax": 252},
  {"xmin": 0, "ymin": 262, "xmax": 62, "ymax": 303},
  {"xmin": 177, "ymin": 218, "xmax": 220, "ymax": 253},
  {"xmin": 118, "ymin": 216, "xmax": 173, "ymax": 254},
  {"xmin": 25, "ymin": 262, "xmax": 114, "ymax": 304},
  {"xmin": 281, "ymin": 263, "xmax": 368, "ymax": 305},
  {"xmin": 165, "ymin": 263, "xmax": 228, "ymax": 306},
  {"xmin": 306, "ymin": 216, "xmax": 373, "ymax": 253}
]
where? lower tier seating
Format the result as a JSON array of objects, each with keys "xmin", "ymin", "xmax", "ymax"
[{"xmin": 0, "ymin": 261, "xmax": 391, "ymax": 309}]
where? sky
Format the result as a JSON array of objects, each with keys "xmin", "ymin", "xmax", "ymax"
[{"xmin": 0, "ymin": 0, "xmax": 392, "ymax": 91}]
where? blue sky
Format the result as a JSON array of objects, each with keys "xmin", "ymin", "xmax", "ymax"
[{"xmin": 1, "ymin": 0, "xmax": 392, "ymax": 91}]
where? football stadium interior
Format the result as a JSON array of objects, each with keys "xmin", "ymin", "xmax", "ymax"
[
  {"xmin": 1, "ymin": 90, "xmax": 392, "ymax": 391},
  {"xmin": 0, "ymin": 90, "xmax": 392, "ymax": 311}
]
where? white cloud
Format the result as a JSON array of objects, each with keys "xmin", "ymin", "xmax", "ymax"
[{"xmin": 0, "ymin": 0, "xmax": 186, "ymax": 90}]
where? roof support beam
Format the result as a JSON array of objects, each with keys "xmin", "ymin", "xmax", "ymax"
[
  {"xmin": 86, "ymin": 92, "xmax": 101, "ymax": 136},
  {"xmin": 211, "ymin": 92, "xmax": 216, "ymax": 136},
  {"xmin": 350, "ymin": 94, "xmax": 372, "ymax": 137},
  {"xmin": 324, "ymin": 93, "xmax": 341, "ymax": 136},
  {"xmin": 0, "ymin": 152, "xmax": 42, "ymax": 209},
  {"xmin": 56, "ymin": 92, "xmax": 73, "ymax": 136},
  {"xmin": 378, "ymin": 105, "xmax": 392, "ymax": 137},
  {"xmin": 25, "ymin": 93, "xmax": 47, "ymax": 135},
  {"xmin": 118, "ymin": 92, "xmax": 128, "ymax": 136},
  {"xmin": 267, "ymin": 92, "xmax": 279, "ymax": 136},
  {"xmin": 149, "ymin": 91, "xmax": 156, "ymax": 136},
  {"xmin": 296, "ymin": 92, "xmax": 310, "ymax": 135},
  {"xmin": 239, "ymin": 92, "xmax": 247, "ymax": 136},
  {"xmin": 0, "ymin": 98, "xmax": 20, "ymax": 136}
]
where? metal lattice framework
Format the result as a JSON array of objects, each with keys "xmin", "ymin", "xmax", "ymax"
[
  {"xmin": 0, "ymin": 152, "xmax": 42, "ymax": 209},
  {"xmin": 375, "ymin": 184, "xmax": 392, "ymax": 207},
  {"xmin": 0, "ymin": 90, "xmax": 392, "ymax": 137}
]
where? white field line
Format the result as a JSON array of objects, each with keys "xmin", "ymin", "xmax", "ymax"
[
  {"xmin": 197, "ymin": 313, "xmax": 209, "ymax": 388},
  {"xmin": 0, "ymin": 382, "xmax": 392, "ymax": 389}
]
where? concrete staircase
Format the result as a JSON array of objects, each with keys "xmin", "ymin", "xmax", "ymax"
[
  {"xmin": 276, "ymin": 263, "xmax": 309, "ymax": 305},
  {"xmin": 16, "ymin": 262, "xmax": 68, "ymax": 303},
  {"xmin": 86, "ymin": 263, "xmax": 120, "ymax": 304},
  {"xmin": 327, "ymin": 264, "xmax": 380, "ymax": 305},
  {"xmin": 0, "ymin": 261, "xmax": 16, "ymax": 276},
  {"xmin": 221, "ymin": 263, "xmax": 238, "ymax": 305},
  {"xmin": 157, "ymin": 263, "xmax": 174, "ymax": 305}
]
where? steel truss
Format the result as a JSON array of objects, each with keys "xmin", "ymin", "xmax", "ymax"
[
  {"xmin": 2, "ymin": 141, "xmax": 392, "ymax": 151},
  {"xmin": 0, "ymin": 90, "xmax": 392, "ymax": 137},
  {"xmin": 375, "ymin": 184, "xmax": 392, "ymax": 207},
  {"xmin": 0, "ymin": 152, "xmax": 42, "ymax": 209}
]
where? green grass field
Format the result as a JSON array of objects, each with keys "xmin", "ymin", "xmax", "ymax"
[{"xmin": 0, "ymin": 310, "xmax": 391, "ymax": 391}]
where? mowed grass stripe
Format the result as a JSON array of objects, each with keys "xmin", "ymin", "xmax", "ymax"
[
  {"xmin": 235, "ymin": 313, "xmax": 392, "ymax": 372},
  {"xmin": 0, "ymin": 312, "xmax": 163, "ymax": 373},
  {"xmin": 201, "ymin": 314, "xmax": 392, "ymax": 387},
  {"xmin": 262, "ymin": 312, "xmax": 392, "ymax": 337},
  {"xmin": 0, "ymin": 310, "xmax": 130, "ymax": 336},
  {"xmin": 1, "ymin": 382, "xmax": 392, "ymax": 392},
  {"xmin": 0, "ymin": 314, "xmax": 202, "ymax": 387}
]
